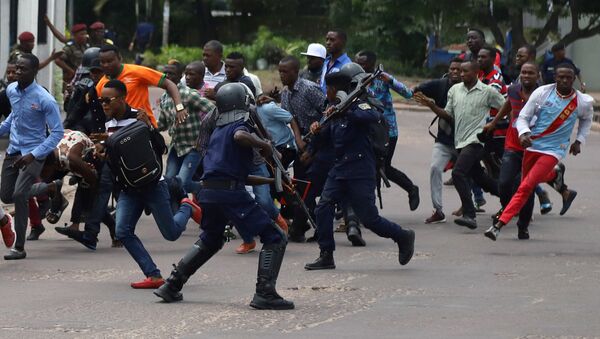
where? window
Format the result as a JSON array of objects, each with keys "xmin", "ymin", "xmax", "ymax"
[{"xmin": 37, "ymin": 0, "xmax": 48, "ymax": 44}]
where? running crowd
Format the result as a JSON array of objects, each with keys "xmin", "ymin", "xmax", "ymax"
[{"xmin": 0, "ymin": 22, "xmax": 593, "ymax": 310}]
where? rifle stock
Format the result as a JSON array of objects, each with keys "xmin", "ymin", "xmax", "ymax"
[{"xmin": 249, "ymin": 108, "xmax": 317, "ymax": 229}]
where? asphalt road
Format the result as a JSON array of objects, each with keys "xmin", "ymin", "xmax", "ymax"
[{"xmin": 0, "ymin": 107, "xmax": 599, "ymax": 339}]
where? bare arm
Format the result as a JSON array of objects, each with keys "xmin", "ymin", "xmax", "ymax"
[
  {"xmin": 38, "ymin": 49, "xmax": 64, "ymax": 70},
  {"xmin": 246, "ymin": 175, "xmax": 275, "ymax": 186},
  {"xmin": 54, "ymin": 58, "xmax": 75, "ymax": 79},
  {"xmin": 482, "ymin": 99, "xmax": 511, "ymax": 134},
  {"xmin": 159, "ymin": 78, "xmax": 188, "ymax": 125},
  {"xmin": 289, "ymin": 118, "xmax": 306, "ymax": 152},
  {"xmin": 413, "ymin": 92, "xmax": 454, "ymax": 123},
  {"xmin": 67, "ymin": 144, "xmax": 98, "ymax": 187},
  {"xmin": 44, "ymin": 15, "xmax": 68, "ymax": 43}
]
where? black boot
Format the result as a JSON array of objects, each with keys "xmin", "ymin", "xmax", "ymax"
[
  {"xmin": 395, "ymin": 229, "xmax": 415, "ymax": 265},
  {"xmin": 250, "ymin": 243, "xmax": 294, "ymax": 310},
  {"xmin": 154, "ymin": 240, "xmax": 219, "ymax": 303},
  {"xmin": 346, "ymin": 222, "xmax": 365, "ymax": 247},
  {"xmin": 304, "ymin": 250, "xmax": 336, "ymax": 270}
]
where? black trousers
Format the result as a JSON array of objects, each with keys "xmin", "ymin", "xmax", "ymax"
[
  {"xmin": 384, "ymin": 137, "xmax": 415, "ymax": 193},
  {"xmin": 452, "ymin": 143, "xmax": 499, "ymax": 218}
]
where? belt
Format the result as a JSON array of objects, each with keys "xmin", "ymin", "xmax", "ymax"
[{"xmin": 200, "ymin": 180, "xmax": 243, "ymax": 190}]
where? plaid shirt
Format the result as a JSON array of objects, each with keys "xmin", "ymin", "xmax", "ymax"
[
  {"xmin": 158, "ymin": 83, "xmax": 215, "ymax": 157},
  {"xmin": 281, "ymin": 78, "xmax": 325, "ymax": 135}
]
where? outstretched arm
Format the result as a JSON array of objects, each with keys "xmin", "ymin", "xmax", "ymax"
[{"xmin": 44, "ymin": 15, "xmax": 68, "ymax": 43}]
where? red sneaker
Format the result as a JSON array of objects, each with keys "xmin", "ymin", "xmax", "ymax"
[
  {"xmin": 1, "ymin": 214, "xmax": 15, "ymax": 248},
  {"xmin": 235, "ymin": 241, "xmax": 256, "ymax": 254},
  {"xmin": 181, "ymin": 198, "xmax": 202, "ymax": 224},
  {"xmin": 130, "ymin": 277, "xmax": 164, "ymax": 289}
]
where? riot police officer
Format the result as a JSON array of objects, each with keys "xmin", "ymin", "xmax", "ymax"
[
  {"xmin": 154, "ymin": 83, "xmax": 294, "ymax": 310},
  {"xmin": 304, "ymin": 64, "xmax": 416, "ymax": 270},
  {"xmin": 63, "ymin": 47, "xmax": 106, "ymax": 134}
]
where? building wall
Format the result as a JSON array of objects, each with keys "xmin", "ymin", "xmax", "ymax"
[
  {"xmin": 525, "ymin": 13, "xmax": 600, "ymax": 91},
  {"xmin": 0, "ymin": 0, "xmax": 66, "ymax": 94},
  {"xmin": 558, "ymin": 17, "xmax": 600, "ymax": 92}
]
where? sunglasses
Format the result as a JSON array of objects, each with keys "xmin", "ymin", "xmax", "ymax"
[{"xmin": 98, "ymin": 96, "xmax": 121, "ymax": 105}]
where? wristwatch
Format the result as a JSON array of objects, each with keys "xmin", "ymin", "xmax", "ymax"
[{"xmin": 175, "ymin": 103, "xmax": 185, "ymax": 112}]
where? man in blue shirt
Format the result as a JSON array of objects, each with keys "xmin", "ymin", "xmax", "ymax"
[
  {"xmin": 355, "ymin": 50, "xmax": 420, "ymax": 211},
  {"xmin": 0, "ymin": 54, "xmax": 64, "ymax": 260},
  {"xmin": 320, "ymin": 30, "xmax": 352, "ymax": 93}
]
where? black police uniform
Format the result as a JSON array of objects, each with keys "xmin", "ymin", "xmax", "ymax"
[
  {"xmin": 64, "ymin": 76, "xmax": 106, "ymax": 134},
  {"xmin": 154, "ymin": 88, "xmax": 294, "ymax": 309},
  {"xmin": 306, "ymin": 100, "xmax": 415, "ymax": 269}
]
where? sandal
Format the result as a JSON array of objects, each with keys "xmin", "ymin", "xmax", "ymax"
[{"xmin": 46, "ymin": 193, "xmax": 69, "ymax": 224}]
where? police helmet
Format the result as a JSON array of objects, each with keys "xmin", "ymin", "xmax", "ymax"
[
  {"xmin": 216, "ymin": 83, "xmax": 251, "ymax": 114},
  {"xmin": 325, "ymin": 62, "xmax": 367, "ymax": 91},
  {"xmin": 81, "ymin": 47, "xmax": 100, "ymax": 72}
]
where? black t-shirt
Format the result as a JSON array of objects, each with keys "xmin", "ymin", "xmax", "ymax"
[{"xmin": 414, "ymin": 78, "xmax": 455, "ymax": 146}]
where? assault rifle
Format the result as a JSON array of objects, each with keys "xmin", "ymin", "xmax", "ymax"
[
  {"xmin": 303, "ymin": 64, "xmax": 384, "ymax": 141},
  {"xmin": 248, "ymin": 107, "xmax": 317, "ymax": 229}
]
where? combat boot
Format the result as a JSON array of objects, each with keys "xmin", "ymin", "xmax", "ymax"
[
  {"xmin": 154, "ymin": 240, "xmax": 219, "ymax": 303},
  {"xmin": 304, "ymin": 250, "xmax": 336, "ymax": 270},
  {"xmin": 346, "ymin": 222, "xmax": 366, "ymax": 247},
  {"xmin": 395, "ymin": 229, "xmax": 415, "ymax": 266},
  {"xmin": 250, "ymin": 243, "xmax": 295, "ymax": 310}
]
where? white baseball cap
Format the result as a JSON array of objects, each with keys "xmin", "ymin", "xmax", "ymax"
[{"xmin": 301, "ymin": 43, "xmax": 327, "ymax": 59}]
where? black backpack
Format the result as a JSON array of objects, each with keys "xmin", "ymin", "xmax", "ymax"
[
  {"xmin": 106, "ymin": 120, "xmax": 166, "ymax": 190},
  {"xmin": 365, "ymin": 97, "xmax": 390, "ymax": 166}
]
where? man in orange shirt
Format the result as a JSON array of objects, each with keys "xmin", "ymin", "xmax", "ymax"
[{"xmin": 96, "ymin": 45, "xmax": 188, "ymax": 127}]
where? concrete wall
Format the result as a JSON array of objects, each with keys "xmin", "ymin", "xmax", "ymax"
[
  {"xmin": 558, "ymin": 17, "xmax": 600, "ymax": 92},
  {"xmin": 524, "ymin": 13, "xmax": 600, "ymax": 91}
]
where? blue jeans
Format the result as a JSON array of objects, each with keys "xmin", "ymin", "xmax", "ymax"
[
  {"xmin": 315, "ymin": 176, "xmax": 405, "ymax": 252},
  {"xmin": 165, "ymin": 148, "xmax": 202, "ymax": 194},
  {"xmin": 115, "ymin": 180, "xmax": 191, "ymax": 277}
]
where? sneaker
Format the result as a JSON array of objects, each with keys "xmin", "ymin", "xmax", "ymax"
[
  {"xmin": 443, "ymin": 178, "xmax": 454, "ymax": 186},
  {"xmin": 537, "ymin": 190, "xmax": 553, "ymax": 215},
  {"xmin": 425, "ymin": 210, "xmax": 446, "ymax": 224},
  {"xmin": 517, "ymin": 227, "xmax": 530, "ymax": 240},
  {"xmin": 559, "ymin": 190, "xmax": 577, "ymax": 216},
  {"xmin": 181, "ymin": 198, "xmax": 202, "ymax": 224},
  {"xmin": 27, "ymin": 224, "xmax": 46, "ymax": 241},
  {"xmin": 491, "ymin": 208, "xmax": 503, "ymax": 225},
  {"xmin": 475, "ymin": 197, "xmax": 487, "ymax": 208},
  {"xmin": 454, "ymin": 216, "xmax": 478, "ymax": 229},
  {"xmin": 0, "ymin": 214, "xmax": 15, "ymax": 248},
  {"xmin": 4, "ymin": 248, "xmax": 26, "ymax": 260},
  {"xmin": 549, "ymin": 163, "xmax": 566, "ymax": 192},
  {"xmin": 452, "ymin": 207, "xmax": 463, "ymax": 217},
  {"xmin": 131, "ymin": 277, "xmax": 165, "ymax": 289},
  {"xmin": 540, "ymin": 202, "xmax": 553, "ymax": 215},
  {"xmin": 484, "ymin": 225, "xmax": 500, "ymax": 241},
  {"xmin": 235, "ymin": 240, "xmax": 256, "ymax": 254}
]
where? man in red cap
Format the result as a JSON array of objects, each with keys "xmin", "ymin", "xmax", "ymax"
[
  {"xmin": 89, "ymin": 21, "xmax": 113, "ymax": 47},
  {"xmin": 8, "ymin": 32, "xmax": 35, "ymax": 64},
  {"xmin": 55, "ymin": 24, "xmax": 89, "ymax": 85}
]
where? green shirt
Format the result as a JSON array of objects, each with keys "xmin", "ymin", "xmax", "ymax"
[
  {"xmin": 158, "ymin": 83, "xmax": 215, "ymax": 157},
  {"xmin": 444, "ymin": 80, "xmax": 505, "ymax": 149}
]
